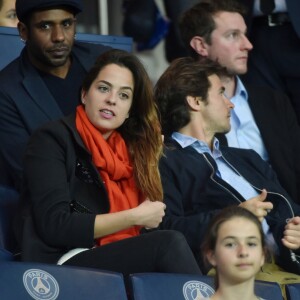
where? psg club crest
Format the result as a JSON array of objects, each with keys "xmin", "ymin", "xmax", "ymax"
[
  {"xmin": 183, "ymin": 280, "xmax": 215, "ymax": 300},
  {"xmin": 23, "ymin": 269, "xmax": 60, "ymax": 300}
]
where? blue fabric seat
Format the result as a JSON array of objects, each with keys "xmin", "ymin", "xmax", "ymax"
[
  {"xmin": 130, "ymin": 273, "xmax": 283, "ymax": 300},
  {"xmin": 0, "ymin": 184, "xmax": 19, "ymax": 253},
  {"xmin": 285, "ymin": 283, "xmax": 300, "ymax": 300},
  {"xmin": 0, "ymin": 261, "xmax": 128, "ymax": 299},
  {"xmin": 0, "ymin": 248, "xmax": 14, "ymax": 261}
]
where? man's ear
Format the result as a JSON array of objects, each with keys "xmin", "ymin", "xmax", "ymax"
[
  {"xmin": 18, "ymin": 22, "xmax": 28, "ymax": 42},
  {"xmin": 186, "ymin": 96, "xmax": 202, "ymax": 111},
  {"xmin": 190, "ymin": 36, "xmax": 209, "ymax": 57}
]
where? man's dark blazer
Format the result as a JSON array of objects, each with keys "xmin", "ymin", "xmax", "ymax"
[
  {"xmin": 217, "ymin": 83, "xmax": 300, "ymax": 205},
  {"xmin": 0, "ymin": 42, "xmax": 110, "ymax": 190},
  {"xmin": 159, "ymin": 137, "xmax": 300, "ymax": 274},
  {"xmin": 241, "ymin": 0, "xmax": 300, "ymax": 37},
  {"xmin": 240, "ymin": 1, "xmax": 300, "ymax": 123}
]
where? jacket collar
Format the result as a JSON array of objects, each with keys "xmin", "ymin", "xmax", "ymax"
[
  {"xmin": 60, "ymin": 111, "xmax": 90, "ymax": 155},
  {"xmin": 20, "ymin": 49, "xmax": 62, "ymax": 120},
  {"xmin": 19, "ymin": 42, "xmax": 92, "ymax": 121}
]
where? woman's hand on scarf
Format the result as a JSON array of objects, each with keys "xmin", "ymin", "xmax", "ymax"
[{"xmin": 133, "ymin": 199, "xmax": 166, "ymax": 229}]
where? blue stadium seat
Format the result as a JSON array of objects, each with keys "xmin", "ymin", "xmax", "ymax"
[
  {"xmin": 0, "ymin": 261, "xmax": 128, "ymax": 299},
  {"xmin": 254, "ymin": 279, "xmax": 283, "ymax": 300},
  {"xmin": 0, "ymin": 184, "xmax": 20, "ymax": 253},
  {"xmin": 0, "ymin": 248, "xmax": 14, "ymax": 261},
  {"xmin": 285, "ymin": 283, "xmax": 300, "ymax": 300},
  {"xmin": 130, "ymin": 273, "xmax": 215, "ymax": 300},
  {"xmin": 130, "ymin": 273, "xmax": 283, "ymax": 300}
]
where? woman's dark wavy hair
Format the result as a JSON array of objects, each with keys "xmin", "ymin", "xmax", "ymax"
[
  {"xmin": 82, "ymin": 49, "xmax": 163, "ymax": 201},
  {"xmin": 154, "ymin": 56, "xmax": 228, "ymax": 136}
]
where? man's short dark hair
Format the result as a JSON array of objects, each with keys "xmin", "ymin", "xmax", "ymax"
[{"xmin": 155, "ymin": 57, "xmax": 228, "ymax": 135}]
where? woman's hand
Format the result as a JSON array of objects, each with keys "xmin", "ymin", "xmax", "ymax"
[
  {"xmin": 132, "ymin": 199, "xmax": 166, "ymax": 229},
  {"xmin": 94, "ymin": 199, "xmax": 166, "ymax": 238}
]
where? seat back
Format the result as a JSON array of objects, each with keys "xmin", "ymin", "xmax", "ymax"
[
  {"xmin": 254, "ymin": 280, "xmax": 283, "ymax": 300},
  {"xmin": 0, "ymin": 261, "xmax": 128, "ymax": 299},
  {"xmin": 130, "ymin": 273, "xmax": 283, "ymax": 300},
  {"xmin": 0, "ymin": 185, "xmax": 20, "ymax": 252},
  {"xmin": 0, "ymin": 248, "xmax": 14, "ymax": 261},
  {"xmin": 285, "ymin": 283, "xmax": 300, "ymax": 300},
  {"xmin": 0, "ymin": 26, "xmax": 133, "ymax": 70},
  {"xmin": 130, "ymin": 273, "xmax": 215, "ymax": 300}
]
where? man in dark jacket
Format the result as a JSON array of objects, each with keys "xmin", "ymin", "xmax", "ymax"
[
  {"xmin": 0, "ymin": 0, "xmax": 110, "ymax": 190},
  {"xmin": 155, "ymin": 56, "xmax": 300, "ymax": 276},
  {"xmin": 179, "ymin": 0, "xmax": 300, "ymax": 205},
  {"xmin": 240, "ymin": 0, "xmax": 300, "ymax": 123}
]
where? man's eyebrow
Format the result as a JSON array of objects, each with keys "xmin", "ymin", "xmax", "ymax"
[
  {"xmin": 35, "ymin": 17, "xmax": 76, "ymax": 24},
  {"xmin": 224, "ymin": 28, "xmax": 243, "ymax": 34}
]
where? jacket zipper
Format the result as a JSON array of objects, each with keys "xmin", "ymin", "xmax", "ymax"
[
  {"xmin": 203, "ymin": 151, "xmax": 300, "ymax": 264},
  {"xmin": 221, "ymin": 155, "xmax": 300, "ymax": 263},
  {"xmin": 201, "ymin": 153, "xmax": 243, "ymax": 204},
  {"xmin": 221, "ymin": 154, "xmax": 295, "ymax": 219}
]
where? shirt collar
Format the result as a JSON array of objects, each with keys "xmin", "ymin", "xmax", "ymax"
[
  {"xmin": 234, "ymin": 76, "xmax": 248, "ymax": 100},
  {"xmin": 224, "ymin": 76, "xmax": 248, "ymax": 102},
  {"xmin": 171, "ymin": 132, "xmax": 222, "ymax": 158}
]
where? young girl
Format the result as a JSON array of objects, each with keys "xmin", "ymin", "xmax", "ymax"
[
  {"xmin": 201, "ymin": 206, "xmax": 267, "ymax": 300},
  {"xmin": 17, "ymin": 49, "xmax": 201, "ymax": 281}
]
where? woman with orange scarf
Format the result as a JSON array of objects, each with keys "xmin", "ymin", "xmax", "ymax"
[{"xmin": 17, "ymin": 49, "xmax": 201, "ymax": 280}]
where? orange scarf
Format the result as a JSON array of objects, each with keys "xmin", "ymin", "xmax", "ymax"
[{"xmin": 76, "ymin": 106, "xmax": 141, "ymax": 246}]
